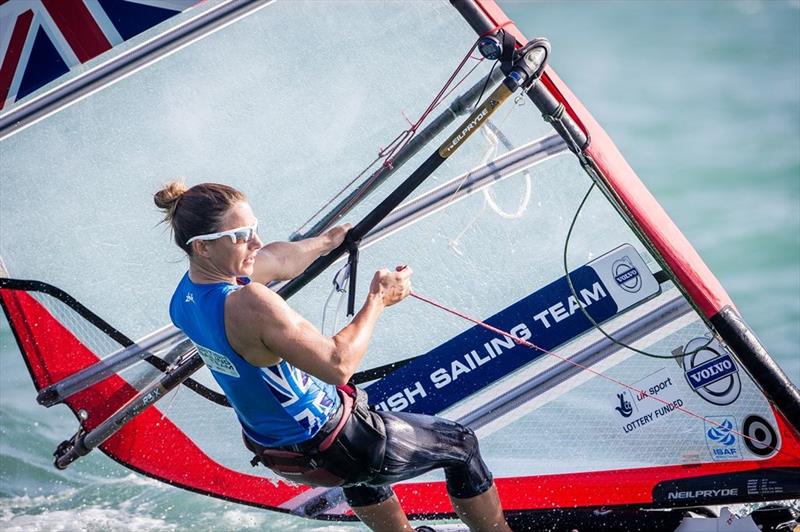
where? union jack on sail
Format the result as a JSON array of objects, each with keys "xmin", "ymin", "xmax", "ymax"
[{"xmin": 0, "ymin": 0, "xmax": 198, "ymax": 110}]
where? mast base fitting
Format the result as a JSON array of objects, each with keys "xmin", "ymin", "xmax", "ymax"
[{"xmin": 53, "ymin": 428, "xmax": 89, "ymax": 470}]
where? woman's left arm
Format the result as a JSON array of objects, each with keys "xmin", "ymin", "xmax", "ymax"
[{"xmin": 251, "ymin": 224, "xmax": 350, "ymax": 283}]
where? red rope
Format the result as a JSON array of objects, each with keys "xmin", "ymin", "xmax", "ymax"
[{"xmin": 409, "ymin": 290, "xmax": 797, "ymax": 459}]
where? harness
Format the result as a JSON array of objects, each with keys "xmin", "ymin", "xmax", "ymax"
[{"xmin": 244, "ymin": 385, "xmax": 386, "ymax": 487}]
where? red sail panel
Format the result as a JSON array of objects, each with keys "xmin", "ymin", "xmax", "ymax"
[{"xmin": 0, "ymin": 286, "xmax": 309, "ymax": 511}]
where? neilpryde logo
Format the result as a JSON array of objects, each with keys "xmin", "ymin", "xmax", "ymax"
[
  {"xmin": 681, "ymin": 337, "xmax": 741, "ymax": 406},
  {"xmin": 612, "ymin": 256, "xmax": 641, "ymax": 293}
]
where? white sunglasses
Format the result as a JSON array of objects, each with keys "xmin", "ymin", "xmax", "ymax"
[{"xmin": 186, "ymin": 220, "xmax": 259, "ymax": 245}]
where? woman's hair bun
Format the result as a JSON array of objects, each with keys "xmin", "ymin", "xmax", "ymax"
[{"xmin": 154, "ymin": 180, "xmax": 189, "ymax": 217}]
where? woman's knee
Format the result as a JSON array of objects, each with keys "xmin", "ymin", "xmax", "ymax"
[
  {"xmin": 444, "ymin": 425, "xmax": 494, "ymax": 499},
  {"xmin": 460, "ymin": 425, "xmax": 479, "ymax": 456},
  {"xmin": 343, "ymin": 484, "xmax": 395, "ymax": 508}
]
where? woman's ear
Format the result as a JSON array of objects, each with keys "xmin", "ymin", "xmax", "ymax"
[{"xmin": 192, "ymin": 240, "xmax": 210, "ymax": 258}]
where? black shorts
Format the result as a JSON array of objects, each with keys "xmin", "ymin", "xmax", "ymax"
[{"xmin": 341, "ymin": 410, "xmax": 494, "ymax": 508}]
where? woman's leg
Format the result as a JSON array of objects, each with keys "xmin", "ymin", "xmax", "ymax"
[
  {"xmin": 371, "ymin": 412, "xmax": 509, "ymax": 531},
  {"xmin": 349, "ymin": 494, "xmax": 414, "ymax": 532},
  {"xmin": 449, "ymin": 483, "xmax": 511, "ymax": 532}
]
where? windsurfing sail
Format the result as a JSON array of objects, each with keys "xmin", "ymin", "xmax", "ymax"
[{"xmin": 1, "ymin": 0, "xmax": 798, "ymax": 529}]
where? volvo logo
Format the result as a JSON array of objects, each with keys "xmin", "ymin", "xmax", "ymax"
[
  {"xmin": 681, "ymin": 337, "xmax": 741, "ymax": 406},
  {"xmin": 612, "ymin": 256, "xmax": 641, "ymax": 293}
]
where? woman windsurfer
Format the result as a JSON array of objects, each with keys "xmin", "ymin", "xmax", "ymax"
[{"xmin": 154, "ymin": 181, "xmax": 509, "ymax": 532}]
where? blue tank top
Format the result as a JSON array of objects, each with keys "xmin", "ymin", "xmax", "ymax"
[{"xmin": 169, "ymin": 272, "xmax": 340, "ymax": 447}]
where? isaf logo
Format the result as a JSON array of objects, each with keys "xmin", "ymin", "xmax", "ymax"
[
  {"xmin": 707, "ymin": 419, "xmax": 736, "ymax": 446},
  {"xmin": 679, "ymin": 337, "xmax": 741, "ymax": 406},
  {"xmin": 612, "ymin": 256, "xmax": 641, "ymax": 293},
  {"xmin": 704, "ymin": 416, "xmax": 741, "ymax": 461}
]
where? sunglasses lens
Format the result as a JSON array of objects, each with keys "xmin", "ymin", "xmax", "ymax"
[{"xmin": 234, "ymin": 228, "xmax": 254, "ymax": 243}]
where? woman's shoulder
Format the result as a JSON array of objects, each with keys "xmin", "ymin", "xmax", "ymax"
[{"xmin": 226, "ymin": 282, "xmax": 283, "ymax": 314}]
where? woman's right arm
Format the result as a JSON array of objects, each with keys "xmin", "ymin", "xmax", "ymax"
[{"xmin": 229, "ymin": 266, "xmax": 412, "ymax": 385}]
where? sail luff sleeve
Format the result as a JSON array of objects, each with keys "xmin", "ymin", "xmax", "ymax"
[{"xmin": 712, "ymin": 308, "xmax": 800, "ymax": 432}]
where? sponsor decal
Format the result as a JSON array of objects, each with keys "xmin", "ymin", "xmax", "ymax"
[
  {"xmin": 687, "ymin": 354, "xmax": 736, "ymax": 388},
  {"xmin": 653, "ymin": 469, "xmax": 797, "ymax": 504},
  {"xmin": 591, "ymin": 244, "xmax": 661, "ymax": 312},
  {"xmin": 615, "ymin": 392, "xmax": 633, "ymax": 418},
  {"xmin": 142, "ymin": 388, "xmax": 162, "ymax": 405},
  {"xmin": 666, "ymin": 488, "xmax": 739, "ymax": 501},
  {"xmin": 742, "ymin": 415, "xmax": 779, "ymax": 457},
  {"xmin": 612, "ymin": 368, "xmax": 684, "ymax": 435},
  {"xmin": 704, "ymin": 416, "xmax": 742, "ymax": 461},
  {"xmin": 680, "ymin": 337, "xmax": 741, "ymax": 406},
  {"xmin": 369, "ymin": 246, "xmax": 658, "ymax": 414},
  {"xmin": 195, "ymin": 344, "xmax": 240, "ymax": 378},
  {"xmin": 612, "ymin": 256, "xmax": 641, "ymax": 293}
]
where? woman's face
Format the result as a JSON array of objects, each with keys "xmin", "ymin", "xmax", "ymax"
[{"xmin": 200, "ymin": 201, "xmax": 263, "ymax": 278}]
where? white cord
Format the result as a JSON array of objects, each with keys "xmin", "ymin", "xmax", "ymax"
[
  {"xmin": 448, "ymin": 124, "xmax": 533, "ymax": 256},
  {"xmin": 480, "ymin": 126, "xmax": 532, "ymax": 219},
  {"xmin": 321, "ymin": 263, "xmax": 350, "ymax": 335}
]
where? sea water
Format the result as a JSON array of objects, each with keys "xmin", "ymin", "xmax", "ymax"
[{"xmin": 1, "ymin": 1, "xmax": 797, "ymax": 530}]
